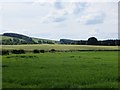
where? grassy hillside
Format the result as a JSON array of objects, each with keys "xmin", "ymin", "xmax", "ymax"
[
  {"xmin": 0, "ymin": 34, "xmax": 58, "ymax": 45},
  {"xmin": 1, "ymin": 36, "xmax": 13, "ymax": 40},
  {"xmin": 1, "ymin": 36, "xmax": 25, "ymax": 41},
  {"xmin": 32, "ymin": 37, "xmax": 58, "ymax": 44},
  {"xmin": 1, "ymin": 44, "xmax": 119, "ymax": 51}
]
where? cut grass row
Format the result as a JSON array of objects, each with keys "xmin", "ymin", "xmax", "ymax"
[{"xmin": 1, "ymin": 44, "xmax": 119, "ymax": 51}]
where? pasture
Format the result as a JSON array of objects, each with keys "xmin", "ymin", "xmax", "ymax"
[{"xmin": 2, "ymin": 51, "xmax": 118, "ymax": 88}]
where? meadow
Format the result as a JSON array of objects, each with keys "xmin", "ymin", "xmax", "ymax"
[
  {"xmin": 2, "ymin": 51, "xmax": 118, "ymax": 88},
  {"xmin": 1, "ymin": 44, "xmax": 119, "ymax": 51}
]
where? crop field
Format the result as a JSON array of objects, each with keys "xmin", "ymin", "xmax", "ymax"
[
  {"xmin": 2, "ymin": 51, "xmax": 118, "ymax": 88},
  {"xmin": 1, "ymin": 44, "xmax": 119, "ymax": 51}
]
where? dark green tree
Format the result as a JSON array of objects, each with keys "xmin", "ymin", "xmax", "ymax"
[{"xmin": 87, "ymin": 37, "xmax": 98, "ymax": 45}]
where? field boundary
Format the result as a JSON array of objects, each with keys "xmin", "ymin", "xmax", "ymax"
[{"xmin": 1, "ymin": 49, "xmax": 120, "ymax": 55}]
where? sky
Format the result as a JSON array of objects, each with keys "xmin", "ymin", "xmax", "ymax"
[{"xmin": 0, "ymin": 0, "xmax": 119, "ymax": 40}]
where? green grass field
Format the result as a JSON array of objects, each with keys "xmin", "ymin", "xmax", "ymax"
[
  {"xmin": 1, "ymin": 44, "xmax": 119, "ymax": 51},
  {"xmin": 2, "ymin": 51, "xmax": 118, "ymax": 88}
]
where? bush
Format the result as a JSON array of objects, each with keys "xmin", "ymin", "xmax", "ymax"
[
  {"xmin": 19, "ymin": 50, "xmax": 25, "ymax": 54},
  {"xmin": 11, "ymin": 50, "xmax": 25, "ymax": 54},
  {"xmin": 11, "ymin": 50, "xmax": 17, "ymax": 54},
  {"xmin": 40, "ymin": 50, "xmax": 45, "ymax": 53},
  {"xmin": 50, "ymin": 49, "xmax": 56, "ymax": 52},
  {"xmin": 1, "ymin": 50, "xmax": 9, "ymax": 55},
  {"xmin": 33, "ymin": 49, "xmax": 39, "ymax": 53}
]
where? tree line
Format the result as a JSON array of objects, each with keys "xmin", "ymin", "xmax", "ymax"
[{"xmin": 60, "ymin": 37, "xmax": 120, "ymax": 46}]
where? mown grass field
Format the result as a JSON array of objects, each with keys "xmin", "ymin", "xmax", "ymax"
[
  {"xmin": 1, "ymin": 44, "xmax": 119, "ymax": 51},
  {"xmin": 2, "ymin": 51, "xmax": 118, "ymax": 88}
]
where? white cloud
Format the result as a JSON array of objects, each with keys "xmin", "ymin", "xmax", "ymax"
[
  {"xmin": 39, "ymin": 2, "xmax": 117, "ymax": 26},
  {"xmin": 40, "ymin": 2, "xmax": 88, "ymax": 23},
  {"xmin": 40, "ymin": 6, "xmax": 68, "ymax": 23},
  {"xmin": 40, "ymin": 2, "xmax": 107, "ymax": 25},
  {"xmin": 78, "ymin": 12, "xmax": 105, "ymax": 25}
]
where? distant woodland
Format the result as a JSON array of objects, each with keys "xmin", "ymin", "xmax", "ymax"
[{"xmin": 1, "ymin": 33, "xmax": 120, "ymax": 46}]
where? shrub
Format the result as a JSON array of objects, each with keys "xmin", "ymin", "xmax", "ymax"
[
  {"xmin": 0, "ymin": 51, "xmax": 1, "ymax": 55},
  {"xmin": 19, "ymin": 50, "xmax": 25, "ymax": 54},
  {"xmin": 12, "ymin": 50, "xmax": 18, "ymax": 54},
  {"xmin": 50, "ymin": 49, "xmax": 56, "ymax": 52},
  {"xmin": 1, "ymin": 50, "xmax": 9, "ymax": 55},
  {"xmin": 33, "ymin": 49, "xmax": 39, "ymax": 53},
  {"xmin": 40, "ymin": 50, "xmax": 45, "ymax": 53},
  {"xmin": 11, "ymin": 50, "xmax": 25, "ymax": 54}
]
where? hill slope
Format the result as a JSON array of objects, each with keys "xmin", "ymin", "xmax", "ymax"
[{"xmin": 1, "ymin": 33, "xmax": 58, "ymax": 45}]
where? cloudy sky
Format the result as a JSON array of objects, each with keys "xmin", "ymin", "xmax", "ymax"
[{"xmin": 0, "ymin": 0, "xmax": 119, "ymax": 40}]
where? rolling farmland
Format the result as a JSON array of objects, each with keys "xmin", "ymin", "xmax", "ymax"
[{"xmin": 1, "ymin": 44, "xmax": 119, "ymax": 88}]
